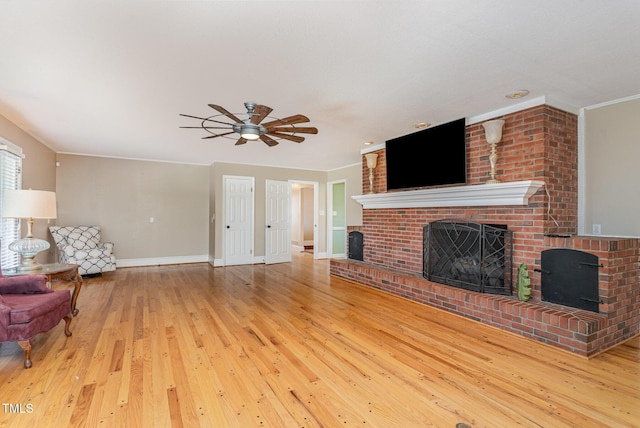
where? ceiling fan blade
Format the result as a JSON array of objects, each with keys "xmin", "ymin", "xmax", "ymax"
[
  {"xmin": 250, "ymin": 105, "xmax": 273, "ymax": 125},
  {"xmin": 235, "ymin": 137, "xmax": 248, "ymax": 145},
  {"xmin": 179, "ymin": 113, "xmax": 235, "ymax": 126},
  {"xmin": 269, "ymin": 126, "xmax": 318, "ymax": 134},
  {"xmin": 267, "ymin": 132, "xmax": 305, "ymax": 143},
  {"xmin": 202, "ymin": 131, "xmax": 236, "ymax": 139},
  {"xmin": 260, "ymin": 134, "xmax": 279, "ymax": 147},
  {"xmin": 180, "ymin": 126, "xmax": 232, "ymax": 129},
  {"xmin": 208, "ymin": 104, "xmax": 243, "ymax": 123},
  {"xmin": 263, "ymin": 114, "xmax": 310, "ymax": 128}
]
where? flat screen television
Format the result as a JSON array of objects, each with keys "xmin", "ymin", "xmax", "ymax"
[{"xmin": 385, "ymin": 117, "xmax": 466, "ymax": 190}]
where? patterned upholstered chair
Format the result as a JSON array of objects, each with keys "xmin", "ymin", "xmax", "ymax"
[{"xmin": 49, "ymin": 226, "xmax": 116, "ymax": 276}]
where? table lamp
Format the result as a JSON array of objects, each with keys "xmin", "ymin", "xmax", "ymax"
[{"xmin": 2, "ymin": 189, "xmax": 57, "ymax": 271}]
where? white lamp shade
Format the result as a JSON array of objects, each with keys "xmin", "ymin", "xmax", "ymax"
[
  {"xmin": 2, "ymin": 189, "xmax": 57, "ymax": 219},
  {"xmin": 365, "ymin": 153, "xmax": 378, "ymax": 169},
  {"xmin": 482, "ymin": 119, "xmax": 505, "ymax": 145}
]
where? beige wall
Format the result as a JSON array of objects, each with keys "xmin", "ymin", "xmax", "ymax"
[
  {"xmin": 584, "ymin": 97, "xmax": 640, "ymax": 237},
  {"xmin": 0, "ymin": 114, "xmax": 57, "ymax": 263},
  {"xmin": 328, "ymin": 163, "xmax": 362, "ymax": 227},
  {"xmin": 55, "ymin": 154, "xmax": 210, "ymax": 261},
  {"xmin": 208, "ymin": 166, "xmax": 216, "ymax": 263}
]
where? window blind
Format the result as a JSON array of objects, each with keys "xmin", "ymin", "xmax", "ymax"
[{"xmin": 0, "ymin": 142, "xmax": 23, "ymax": 269}]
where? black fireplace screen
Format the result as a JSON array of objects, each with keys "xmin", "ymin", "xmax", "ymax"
[{"xmin": 423, "ymin": 220, "xmax": 513, "ymax": 295}]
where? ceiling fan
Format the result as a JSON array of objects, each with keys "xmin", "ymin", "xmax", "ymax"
[{"xmin": 180, "ymin": 102, "xmax": 318, "ymax": 147}]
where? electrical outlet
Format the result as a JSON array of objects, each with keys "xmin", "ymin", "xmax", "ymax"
[{"xmin": 592, "ymin": 224, "xmax": 601, "ymax": 235}]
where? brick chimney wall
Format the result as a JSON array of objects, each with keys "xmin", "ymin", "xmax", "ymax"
[{"xmin": 357, "ymin": 105, "xmax": 577, "ymax": 299}]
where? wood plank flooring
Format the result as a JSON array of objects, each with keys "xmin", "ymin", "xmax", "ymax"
[{"xmin": 0, "ymin": 252, "xmax": 638, "ymax": 427}]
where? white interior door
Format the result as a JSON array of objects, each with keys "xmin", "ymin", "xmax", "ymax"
[
  {"xmin": 265, "ymin": 179, "xmax": 291, "ymax": 264},
  {"xmin": 224, "ymin": 176, "xmax": 254, "ymax": 266}
]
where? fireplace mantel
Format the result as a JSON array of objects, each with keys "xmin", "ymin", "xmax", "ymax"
[{"xmin": 352, "ymin": 180, "xmax": 545, "ymax": 209}]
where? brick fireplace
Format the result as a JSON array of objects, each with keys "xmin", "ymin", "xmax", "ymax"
[{"xmin": 330, "ymin": 104, "xmax": 640, "ymax": 357}]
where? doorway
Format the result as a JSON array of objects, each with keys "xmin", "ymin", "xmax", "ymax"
[{"xmin": 291, "ymin": 181, "xmax": 318, "ymax": 259}]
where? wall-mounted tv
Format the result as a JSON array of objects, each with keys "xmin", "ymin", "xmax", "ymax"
[{"xmin": 385, "ymin": 118, "xmax": 466, "ymax": 191}]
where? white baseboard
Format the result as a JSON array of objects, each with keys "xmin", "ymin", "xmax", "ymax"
[
  {"xmin": 209, "ymin": 252, "xmax": 330, "ymax": 267},
  {"xmin": 116, "ymin": 254, "xmax": 209, "ymax": 268},
  {"xmin": 211, "ymin": 256, "xmax": 265, "ymax": 267},
  {"xmin": 201, "ymin": 252, "xmax": 330, "ymax": 267}
]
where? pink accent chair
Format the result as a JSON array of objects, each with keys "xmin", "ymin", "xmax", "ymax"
[{"xmin": 0, "ymin": 272, "xmax": 72, "ymax": 368}]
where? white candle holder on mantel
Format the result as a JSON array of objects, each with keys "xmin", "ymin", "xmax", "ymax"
[{"xmin": 482, "ymin": 119, "xmax": 505, "ymax": 184}]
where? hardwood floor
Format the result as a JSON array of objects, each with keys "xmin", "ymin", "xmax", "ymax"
[{"xmin": 0, "ymin": 252, "xmax": 638, "ymax": 427}]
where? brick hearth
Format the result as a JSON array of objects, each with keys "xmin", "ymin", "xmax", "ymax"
[{"xmin": 330, "ymin": 104, "xmax": 640, "ymax": 357}]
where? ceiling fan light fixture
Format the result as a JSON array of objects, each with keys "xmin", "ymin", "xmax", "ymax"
[{"xmin": 240, "ymin": 125, "xmax": 261, "ymax": 140}]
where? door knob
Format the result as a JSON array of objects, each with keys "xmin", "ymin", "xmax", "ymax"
[
  {"xmin": 267, "ymin": 225, "xmax": 271, "ymax": 228},
  {"xmin": 226, "ymin": 225, "xmax": 230, "ymax": 229}
]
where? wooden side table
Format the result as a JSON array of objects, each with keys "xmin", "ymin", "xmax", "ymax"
[{"xmin": 2, "ymin": 263, "xmax": 83, "ymax": 316}]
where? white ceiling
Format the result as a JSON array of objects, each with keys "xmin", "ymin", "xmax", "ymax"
[{"xmin": 1, "ymin": 1, "xmax": 639, "ymax": 171}]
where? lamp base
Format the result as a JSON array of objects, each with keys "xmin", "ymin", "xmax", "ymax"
[
  {"xmin": 9, "ymin": 237, "xmax": 50, "ymax": 272},
  {"xmin": 15, "ymin": 257, "xmax": 44, "ymax": 272}
]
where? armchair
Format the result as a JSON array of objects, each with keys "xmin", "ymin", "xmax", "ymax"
[
  {"xmin": 0, "ymin": 273, "xmax": 72, "ymax": 368},
  {"xmin": 49, "ymin": 226, "xmax": 116, "ymax": 276}
]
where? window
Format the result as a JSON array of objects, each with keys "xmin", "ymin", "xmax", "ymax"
[{"xmin": 0, "ymin": 140, "xmax": 23, "ymax": 269}]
